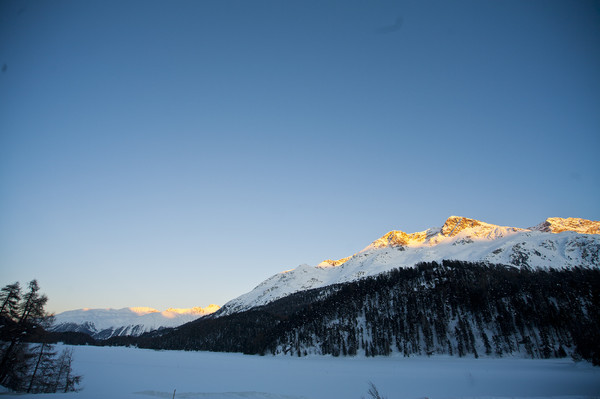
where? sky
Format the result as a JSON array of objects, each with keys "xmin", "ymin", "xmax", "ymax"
[{"xmin": 1, "ymin": 0, "xmax": 599, "ymax": 314}]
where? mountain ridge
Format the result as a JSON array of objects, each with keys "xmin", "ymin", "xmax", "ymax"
[
  {"xmin": 217, "ymin": 216, "xmax": 600, "ymax": 316},
  {"xmin": 52, "ymin": 216, "xmax": 599, "ymax": 336},
  {"xmin": 52, "ymin": 305, "xmax": 220, "ymax": 339},
  {"xmin": 530, "ymin": 217, "xmax": 600, "ymax": 234}
]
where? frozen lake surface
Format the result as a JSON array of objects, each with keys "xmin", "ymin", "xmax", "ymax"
[{"xmin": 2, "ymin": 345, "xmax": 599, "ymax": 398}]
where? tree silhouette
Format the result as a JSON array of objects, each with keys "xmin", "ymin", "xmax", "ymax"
[{"xmin": 0, "ymin": 280, "xmax": 81, "ymax": 392}]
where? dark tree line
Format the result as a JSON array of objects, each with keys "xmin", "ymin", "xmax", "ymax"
[
  {"xmin": 266, "ymin": 261, "xmax": 599, "ymax": 362},
  {"xmin": 0, "ymin": 280, "xmax": 81, "ymax": 393},
  {"xmin": 128, "ymin": 261, "xmax": 599, "ymax": 364}
]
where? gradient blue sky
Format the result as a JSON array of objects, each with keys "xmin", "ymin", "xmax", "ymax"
[{"xmin": 1, "ymin": 0, "xmax": 599, "ymax": 314}]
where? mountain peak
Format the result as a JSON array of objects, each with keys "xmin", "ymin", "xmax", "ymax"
[
  {"xmin": 364, "ymin": 228, "xmax": 438, "ymax": 251},
  {"xmin": 530, "ymin": 217, "xmax": 600, "ymax": 235},
  {"xmin": 333, "ymin": 216, "xmax": 599, "ymax": 264},
  {"xmin": 368, "ymin": 230, "xmax": 411, "ymax": 248},
  {"xmin": 361, "ymin": 216, "xmax": 520, "ymax": 253},
  {"xmin": 438, "ymin": 216, "xmax": 527, "ymax": 241},
  {"xmin": 440, "ymin": 216, "xmax": 485, "ymax": 237},
  {"xmin": 318, "ymin": 256, "xmax": 352, "ymax": 268}
]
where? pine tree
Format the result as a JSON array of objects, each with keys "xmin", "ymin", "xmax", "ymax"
[
  {"xmin": 0, "ymin": 280, "xmax": 47, "ymax": 385},
  {"xmin": 0, "ymin": 280, "xmax": 81, "ymax": 392},
  {"xmin": 18, "ymin": 280, "xmax": 47, "ymax": 325},
  {"xmin": 56, "ymin": 348, "xmax": 81, "ymax": 393},
  {"xmin": 27, "ymin": 341, "xmax": 57, "ymax": 393},
  {"xmin": 0, "ymin": 282, "xmax": 21, "ymax": 319}
]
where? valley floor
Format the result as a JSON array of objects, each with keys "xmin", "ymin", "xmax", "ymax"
[{"xmin": 2, "ymin": 345, "xmax": 599, "ymax": 399}]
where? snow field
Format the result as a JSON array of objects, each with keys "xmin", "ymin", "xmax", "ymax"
[{"xmin": 2, "ymin": 345, "xmax": 599, "ymax": 399}]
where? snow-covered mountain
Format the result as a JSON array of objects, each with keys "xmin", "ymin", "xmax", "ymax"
[
  {"xmin": 52, "ymin": 305, "xmax": 220, "ymax": 339},
  {"xmin": 217, "ymin": 216, "xmax": 600, "ymax": 316},
  {"xmin": 530, "ymin": 216, "xmax": 600, "ymax": 234}
]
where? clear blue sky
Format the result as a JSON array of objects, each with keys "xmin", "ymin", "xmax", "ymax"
[{"xmin": 1, "ymin": 0, "xmax": 599, "ymax": 314}]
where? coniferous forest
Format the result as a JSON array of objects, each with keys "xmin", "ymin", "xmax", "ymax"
[
  {"xmin": 121, "ymin": 261, "xmax": 599, "ymax": 364},
  {"xmin": 0, "ymin": 280, "xmax": 81, "ymax": 393}
]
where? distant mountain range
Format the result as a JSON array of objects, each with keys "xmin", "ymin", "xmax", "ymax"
[
  {"xmin": 54, "ymin": 216, "xmax": 600, "ymax": 353},
  {"xmin": 52, "ymin": 305, "xmax": 219, "ymax": 339}
]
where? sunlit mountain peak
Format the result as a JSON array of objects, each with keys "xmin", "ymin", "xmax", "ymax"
[
  {"xmin": 439, "ymin": 216, "xmax": 525, "ymax": 240},
  {"xmin": 364, "ymin": 228, "xmax": 438, "ymax": 251},
  {"xmin": 318, "ymin": 256, "xmax": 352, "ymax": 268},
  {"xmin": 440, "ymin": 216, "xmax": 485, "ymax": 237},
  {"xmin": 531, "ymin": 217, "xmax": 600, "ymax": 234}
]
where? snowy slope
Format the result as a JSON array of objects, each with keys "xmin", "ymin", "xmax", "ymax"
[
  {"xmin": 52, "ymin": 305, "xmax": 220, "ymax": 339},
  {"xmin": 218, "ymin": 216, "xmax": 600, "ymax": 316}
]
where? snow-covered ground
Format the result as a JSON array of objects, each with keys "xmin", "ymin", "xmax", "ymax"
[{"xmin": 2, "ymin": 345, "xmax": 599, "ymax": 399}]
